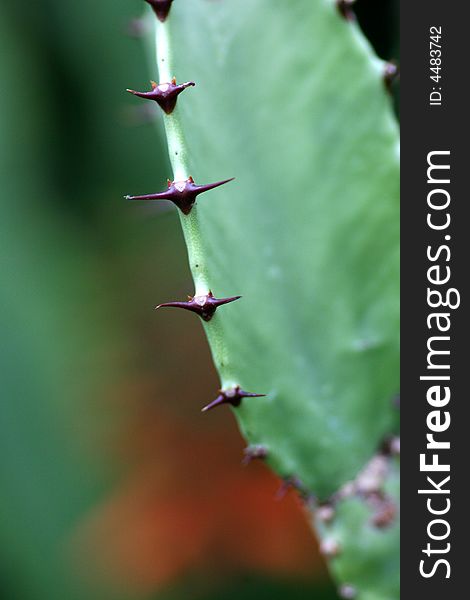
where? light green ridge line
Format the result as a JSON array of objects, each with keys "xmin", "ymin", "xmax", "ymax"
[{"xmin": 154, "ymin": 15, "xmax": 238, "ymax": 389}]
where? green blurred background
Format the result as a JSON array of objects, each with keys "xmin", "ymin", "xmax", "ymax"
[{"xmin": 0, "ymin": 1, "xmax": 398, "ymax": 599}]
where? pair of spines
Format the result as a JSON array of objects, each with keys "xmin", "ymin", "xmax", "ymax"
[{"xmin": 125, "ymin": 77, "xmax": 234, "ymax": 215}]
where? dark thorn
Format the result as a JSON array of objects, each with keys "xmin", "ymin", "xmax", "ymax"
[
  {"xmin": 337, "ymin": 0, "xmax": 356, "ymax": 21},
  {"xmin": 125, "ymin": 18, "xmax": 149, "ymax": 39},
  {"xmin": 384, "ymin": 61, "xmax": 400, "ymax": 92},
  {"xmin": 320, "ymin": 539, "xmax": 341, "ymax": 559},
  {"xmin": 156, "ymin": 291, "xmax": 241, "ymax": 322},
  {"xmin": 339, "ymin": 584, "xmax": 357, "ymax": 600},
  {"xmin": 126, "ymin": 176, "xmax": 234, "ymax": 215},
  {"xmin": 202, "ymin": 386, "xmax": 265, "ymax": 413},
  {"xmin": 144, "ymin": 0, "xmax": 174, "ymax": 23},
  {"xmin": 242, "ymin": 445, "xmax": 268, "ymax": 466},
  {"xmin": 127, "ymin": 78, "xmax": 195, "ymax": 114},
  {"xmin": 316, "ymin": 503, "xmax": 336, "ymax": 524},
  {"xmin": 275, "ymin": 476, "xmax": 305, "ymax": 501}
]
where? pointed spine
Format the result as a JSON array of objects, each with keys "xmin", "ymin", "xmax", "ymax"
[
  {"xmin": 337, "ymin": 0, "xmax": 356, "ymax": 21},
  {"xmin": 126, "ymin": 177, "xmax": 234, "ymax": 214},
  {"xmin": 126, "ymin": 79, "xmax": 195, "ymax": 114},
  {"xmin": 156, "ymin": 292, "xmax": 241, "ymax": 321},
  {"xmin": 201, "ymin": 387, "xmax": 265, "ymax": 412}
]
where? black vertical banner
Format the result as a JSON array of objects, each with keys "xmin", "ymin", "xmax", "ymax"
[{"xmin": 401, "ymin": 2, "xmax": 468, "ymax": 598}]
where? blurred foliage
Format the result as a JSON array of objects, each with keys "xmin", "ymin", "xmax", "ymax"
[{"xmin": 0, "ymin": 1, "xmax": 398, "ymax": 599}]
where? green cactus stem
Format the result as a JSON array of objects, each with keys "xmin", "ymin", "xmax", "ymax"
[{"xmin": 127, "ymin": 0, "xmax": 400, "ymax": 597}]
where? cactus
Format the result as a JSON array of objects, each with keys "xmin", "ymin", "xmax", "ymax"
[{"xmin": 126, "ymin": 0, "xmax": 399, "ymax": 598}]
